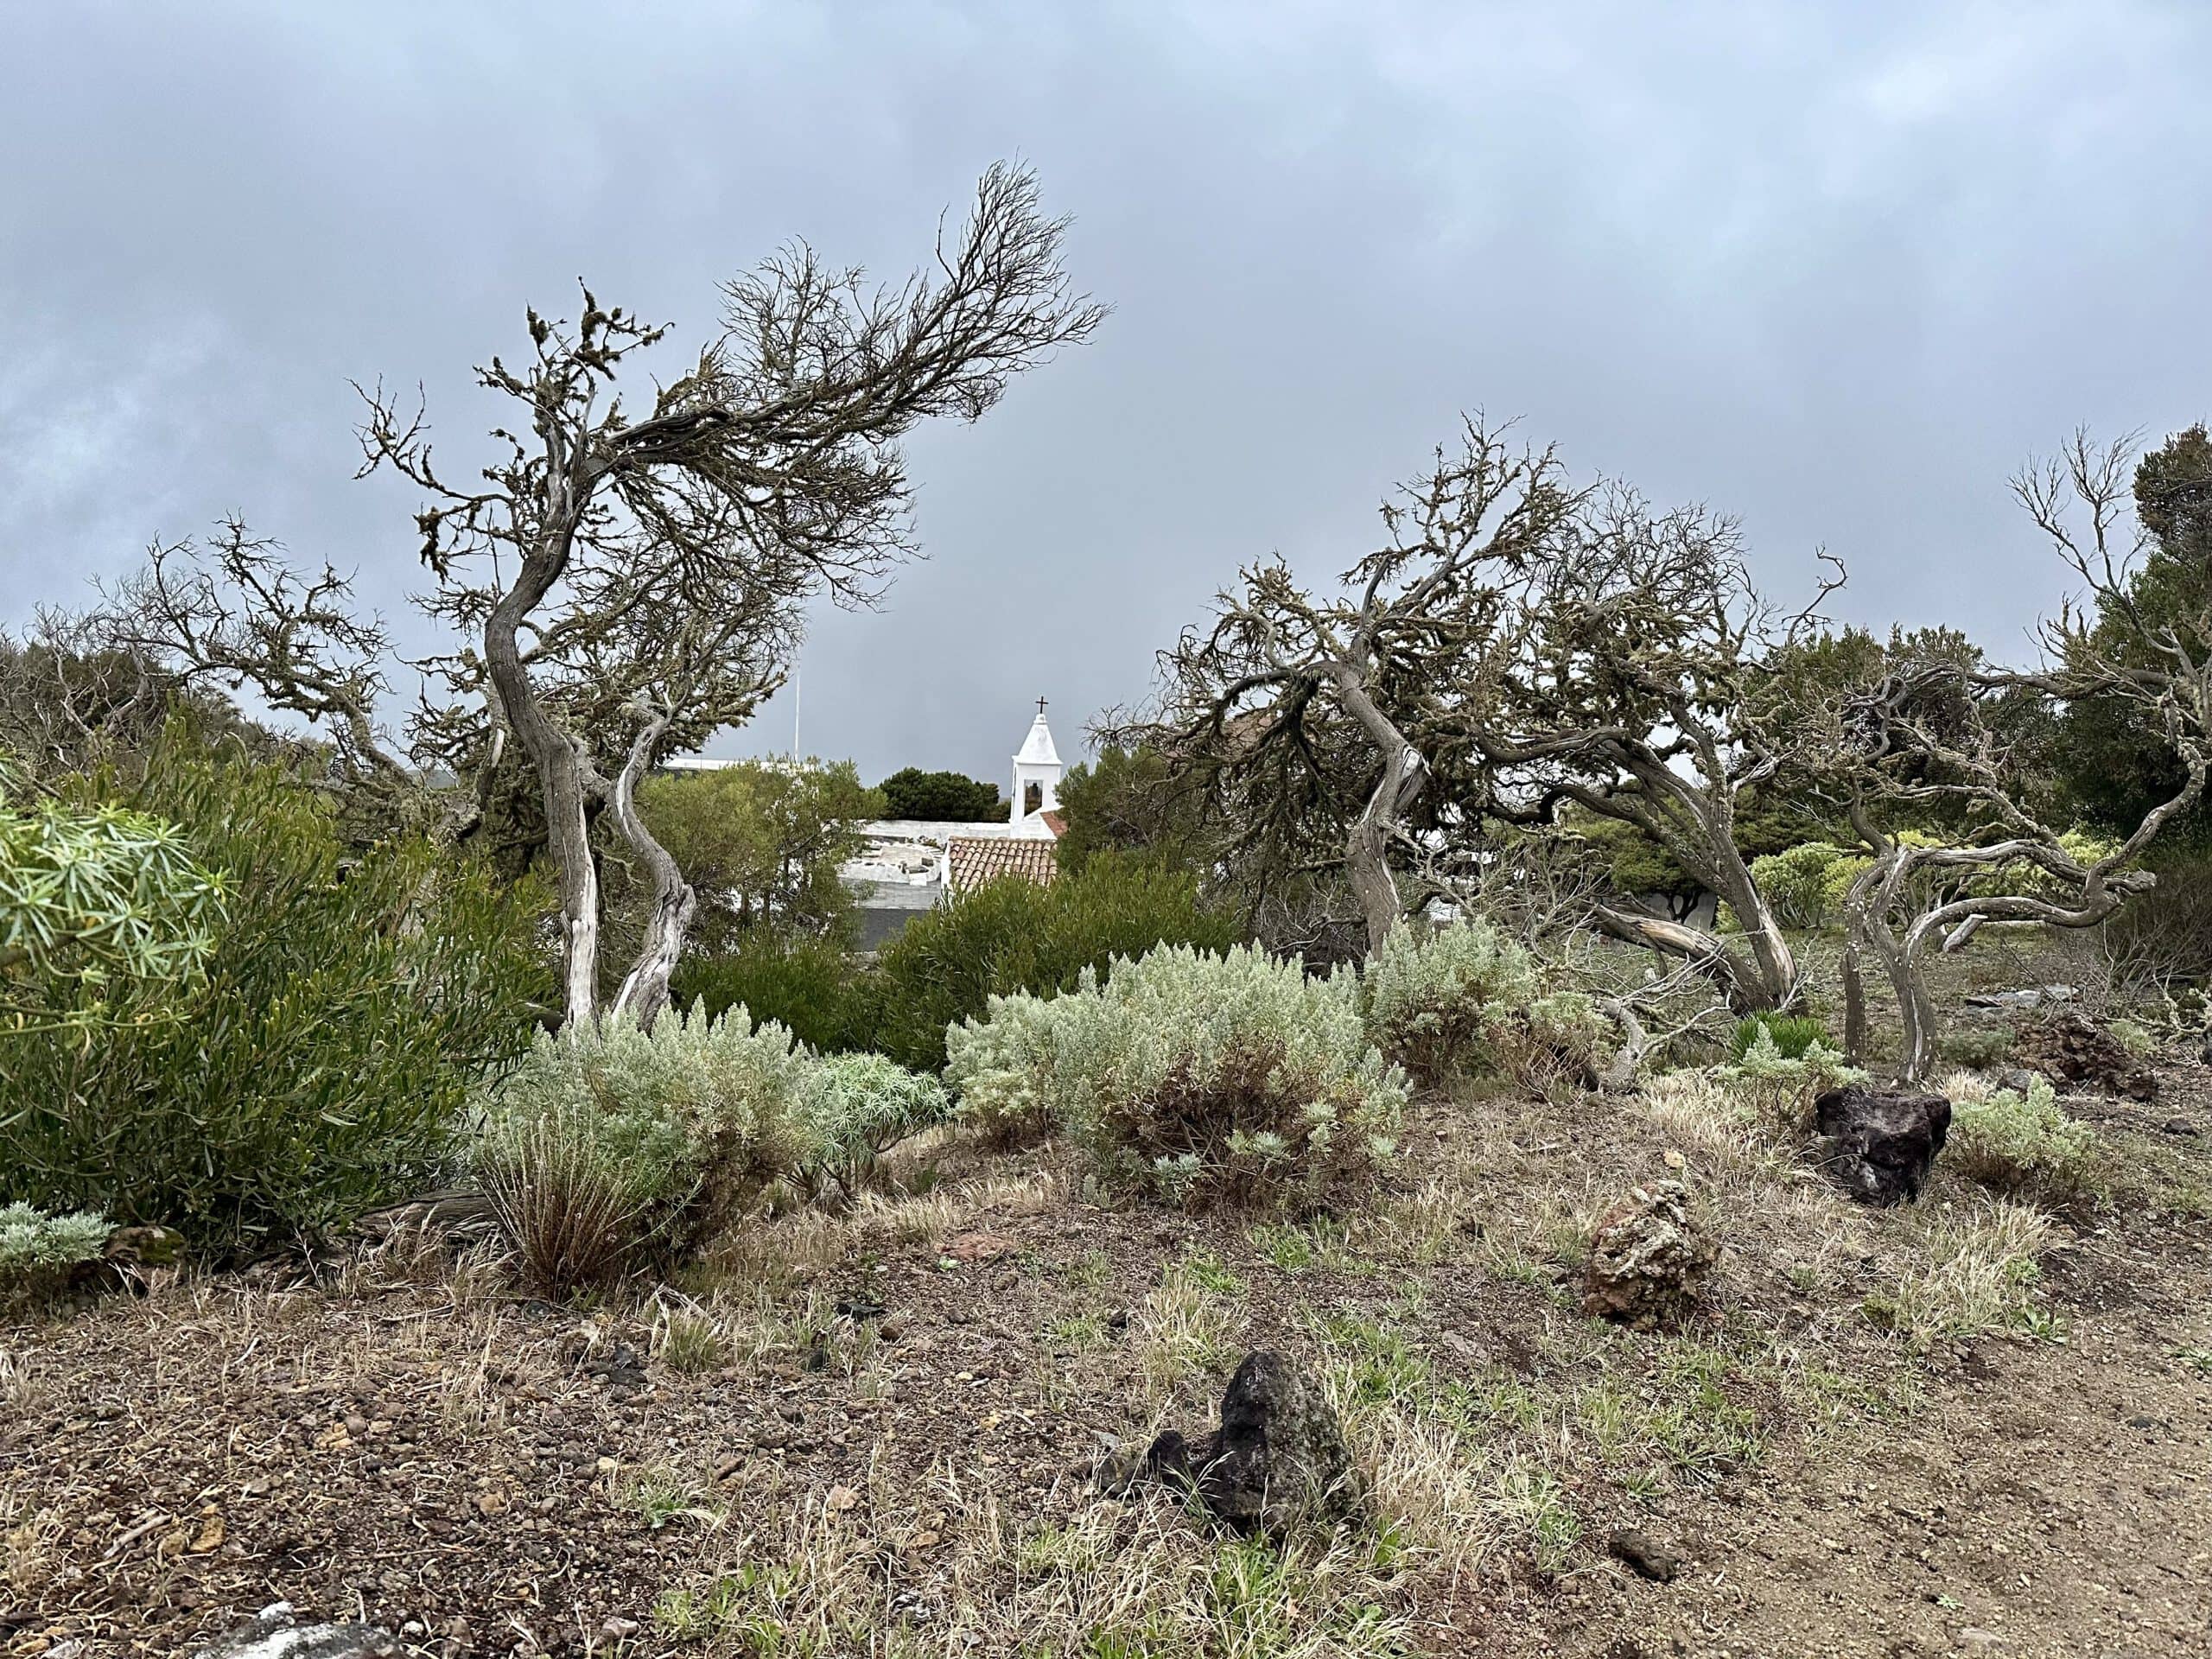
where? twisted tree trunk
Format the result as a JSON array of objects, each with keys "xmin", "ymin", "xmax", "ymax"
[{"xmin": 605, "ymin": 711, "xmax": 696, "ymax": 1030}]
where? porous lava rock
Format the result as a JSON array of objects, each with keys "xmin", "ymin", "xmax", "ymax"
[
  {"xmin": 1580, "ymin": 1179, "xmax": 1718, "ymax": 1331},
  {"xmin": 2011, "ymin": 1011, "xmax": 2158, "ymax": 1102}
]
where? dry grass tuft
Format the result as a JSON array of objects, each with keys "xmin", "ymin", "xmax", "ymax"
[
  {"xmin": 853, "ymin": 1189, "xmax": 960, "ymax": 1249},
  {"xmin": 2, "ymin": 1485, "xmax": 64, "ymax": 1599},
  {"xmin": 1135, "ymin": 1255, "xmax": 1241, "ymax": 1402},
  {"xmin": 1866, "ymin": 1197, "xmax": 2053, "ymax": 1343},
  {"xmin": 652, "ymin": 1477, "xmax": 1416, "ymax": 1658}
]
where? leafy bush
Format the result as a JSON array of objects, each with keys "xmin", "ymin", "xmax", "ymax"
[
  {"xmin": 0, "ymin": 1202, "xmax": 108, "ymax": 1270},
  {"xmin": 1747, "ymin": 842, "xmax": 1857, "ymax": 931},
  {"xmin": 2101, "ymin": 851, "xmax": 2212, "ymax": 991},
  {"xmin": 1361, "ymin": 921, "xmax": 1606, "ymax": 1090},
  {"xmin": 1948, "ymin": 1077, "xmax": 2105, "ymax": 1210},
  {"xmin": 675, "ymin": 933, "xmax": 863, "ymax": 1052},
  {"xmin": 1, "ymin": 755, "xmax": 226, "ymax": 1033},
  {"xmin": 632, "ymin": 759, "xmax": 881, "ymax": 952},
  {"xmin": 1715, "ymin": 1027, "xmax": 1866, "ymax": 1134},
  {"xmin": 864, "ymin": 852, "xmax": 1240, "ymax": 1071},
  {"xmin": 947, "ymin": 944, "xmax": 1405, "ymax": 1206},
  {"xmin": 1937, "ymin": 1025, "xmax": 2014, "ymax": 1070},
  {"xmin": 0, "ymin": 1201, "xmax": 110, "ymax": 1313},
  {"xmin": 938, "ymin": 986, "xmax": 1068, "ymax": 1147},
  {"xmin": 1727, "ymin": 1014, "xmax": 1832, "ymax": 1062},
  {"xmin": 476, "ymin": 1004, "xmax": 818, "ymax": 1288},
  {"xmin": 2106, "ymin": 1016, "xmax": 2156, "ymax": 1059},
  {"xmin": 798, "ymin": 1052, "xmax": 953, "ymax": 1197},
  {"xmin": 1, "ymin": 736, "xmax": 546, "ymax": 1255}
]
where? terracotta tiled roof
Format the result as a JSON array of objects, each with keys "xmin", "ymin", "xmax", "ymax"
[
  {"xmin": 1039, "ymin": 810, "xmax": 1068, "ymax": 838},
  {"xmin": 947, "ymin": 836, "xmax": 1060, "ymax": 893}
]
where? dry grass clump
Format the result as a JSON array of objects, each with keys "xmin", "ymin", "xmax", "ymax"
[
  {"xmin": 651, "ymin": 1480, "xmax": 1417, "ymax": 1658},
  {"xmin": 651, "ymin": 1301, "xmax": 733, "ymax": 1376},
  {"xmin": 1135, "ymin": 1253, "xmax": 1243, "ymax": 1402},
  {"xmin": 1864, "ymin": 1197, "xmax": 2054, "ymax": 1344},
  {"xmin": 3, "ymin": 1485, "xmax": 65, "ymax": 1601},
  {"xmin": 852, "ymin": 1188, "xmax": 961, "ymax": 1249},
  {"xmin": 1637, "ymin": 1069, "xmax": 1780, "ymax": 1179}
]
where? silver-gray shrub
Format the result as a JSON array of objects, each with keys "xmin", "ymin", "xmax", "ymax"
[
  {"xmin": 475, "ymin": 1003, "xmax": 818, "ymax": 1289},
  {"xmin": 1360, "ymin": 921, "xmax": 1608, "ymax": 1090},
  {"xmin": 947, "ymin": 943, "xmax": 1405, "ymax": 1205}
]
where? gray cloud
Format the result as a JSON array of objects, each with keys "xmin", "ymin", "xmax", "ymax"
[{"xmin": 4, "ymin": 1, "xmax": 2208, "ymax": 783}]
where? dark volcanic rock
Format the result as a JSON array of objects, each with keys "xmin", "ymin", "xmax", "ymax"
[
  {"xmin": 1608, "ymin": 1526, "xmax": 1683, "ymax": 1582},
  {"xmin": 1581, "ymin": 1179, "xmax": 1718, "ymax": 1331},
  {"xmin": 191, "ymin": 1604, "xmax": 397, "ymax": 1658},
  {"xmin": 1117, "ymin": 1351, "xmax": 1363, "ymax": 1534},
  {"xmin": 2012, "ymin": 1011, "xmax": 2158, "ymax": 1101},
  {"xmin": 1813, "ymin": 1086, "xmax": 1951, "ymax": 1205}
]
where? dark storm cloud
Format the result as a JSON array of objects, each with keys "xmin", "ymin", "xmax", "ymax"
[{"xmin": 4, "ymin": 1, "xmax": 2209, "ymax": 782}]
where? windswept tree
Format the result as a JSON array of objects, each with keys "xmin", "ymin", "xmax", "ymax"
[
  {"xmin": 1130, "ymin": 416, "xmax": 1834, "ymax": 1010},
  {"xmin": 1127, "ymin": 419, "xmax": 1582, "ymax": 955},
  {"xmin": 1822, "ymin": 430, "xmax": 2212, "ymax": 1079},
  {"xmin": 95, "ymin": 164, "xmax": 1103, "ymax": 1027}
]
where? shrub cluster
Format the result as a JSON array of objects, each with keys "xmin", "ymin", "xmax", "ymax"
[
  {"xmin": 946, "ymin": 944, "xmax": 1405, "ymax": 1206},
  {"xmin": 1715, "ymin": 1025, "xmax": 1866, "ymax": 1134},
  {"xmin": 1947, "ymin": 1077, "xmax": 2105, "ymax": 1210},
  {"xmin": 1747, "ymin": 841, "xmax": 1858, "ymax": 931},
  {"xmin": 677, "ymin": 853, "xmax": 1238, "ymax": 1074},
  {"xmin": 865, "ymin": 854, "xmax": 1240, "ymax": 1071},
  {"xmin": 1727, "ymin": 1013, "xmax": 1833, "ymax": 1062},
  {"xmin": 2, "ymin": 735, "xmax": 546, "ymax": 1255},
  {"xmin": 673, "ymin": 934, "xmax": 861, "ymax": 1053},
  {"xmin": 0, "ymin": 1202, "xmax": 109, "ymax": 1313},
  {"xmin": 475, "ymin": 1005, "xmax": 948, "ymax": 1292},
  {"xmin": 1359, "ymin": 921, "xmax": 1608, "ymax": 1090}
]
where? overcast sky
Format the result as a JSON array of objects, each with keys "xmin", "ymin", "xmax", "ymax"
[{"xmin": 4, "ymin": 2, "xmax": 2209, "ymax": 786}]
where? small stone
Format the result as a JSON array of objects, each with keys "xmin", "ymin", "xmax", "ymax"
[
  {"xmin": 1608, "ymin": 1526, "xmax": 1682, "ymax": 1582},
  {"xmin": 188, "ymin": 1604, "xmax": 398, "ymax": 1658},
  {"xmin": 943, "ymin": 1230, "xmax": 1020, "ymax": 1265}
]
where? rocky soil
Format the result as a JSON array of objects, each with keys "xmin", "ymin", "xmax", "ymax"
[{"xmin": 5, "ymin": 1065, "xmax": 2210, "ymax": 1658}]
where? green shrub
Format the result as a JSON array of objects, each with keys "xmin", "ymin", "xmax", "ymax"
[
  {"xmin": 674, "ymin": 933, "xmax": 862, "ymax": 1052},
  {"xmin": 1360, "ymin": 921, "xmax": 1607, "ymax": 1090},
  {"xmin": 947, "ymin": 944, "xmax": 1405, "ymax": 1206},
  {"xmin": 1948, "ymin": 1078, "xmax": 2105, "ymax": 1210},
  {"xmin": 476, "ymin": 1004, "xmax": 818, "ymax": 1288},
  {"xmin": 0, "ymin": 755, "xmax": 226, "ymax": 1033},
  {"xmin": 1, "ymin": 735, "xmax": 545, "ymax": 1255},
  {"xmin": 1727, "ymin": 1013, "xmax": 1832, "ymax": 1062},
  {"xmin": 2106, "ymin": 1017, "xmax": 2156, "ymax": 1059},
  {"xmin": 1748, "ymin": 842, "xmax": 1858, "ymax": 931},
  {"xmin": 798, "ymin": 1052, "xmax": 953, "ymax": 1197},
  {"xmin": 1937, "ymin": 1026, "xmax": 2014, "ymax": 1070},
  {"xmin": 1715, "ymin": 1027, "xmax": 1866, "ymax": 1134},
  {"xmin": 0, "ymin": 1201, "xmax": 110, "ymax": 1313},
  {"xmin": 865, "ymin": 851, "xmax": 1239, "ymax": 1072}
]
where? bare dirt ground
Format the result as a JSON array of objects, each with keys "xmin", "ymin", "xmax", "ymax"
[{"xmin": 5, "ymin": 1062, "xmax": 2210, "ymax": 1659}]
